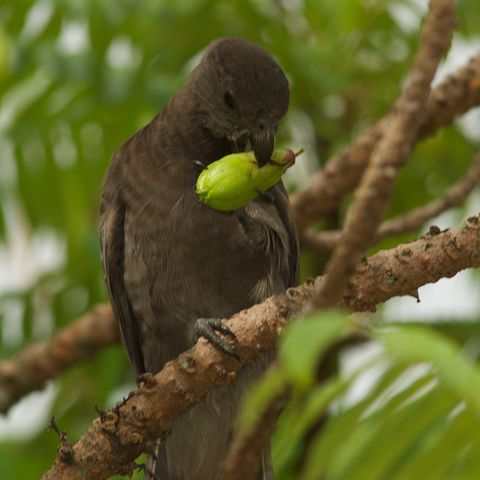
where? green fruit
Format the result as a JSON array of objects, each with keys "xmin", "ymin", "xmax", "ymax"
[{"xmin": 196, "ymin": 148, "xmax": 303, "ymax": 211}]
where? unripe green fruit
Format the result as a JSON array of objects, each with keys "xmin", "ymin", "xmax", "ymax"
[{"xmin": 196, "ymin": 148, "xmax": 303, "ymax": 211}]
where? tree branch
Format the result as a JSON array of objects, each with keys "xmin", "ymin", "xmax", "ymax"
[
  {"xmin": 290, "ymin": 52, "xmax": 480, "ymax": 236},
  {"xmin": 311, "ymin": 0, "xmax": 455, "ymax": 309},
  {"xmin": 42, "ymin": 214, "xmax": 480, "ymax": 479},
  {"xmin": 344, "ymin": 216, "xmax": 480, "ymax": 311},
  {"xmin": 303, "ymin": 151, "xmax": 480, "ymax": 252},
  {"xmin": 0, "ymin": 305, "xmax": 118, "ymax": 414}
]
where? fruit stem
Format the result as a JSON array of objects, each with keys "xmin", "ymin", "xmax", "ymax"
[{"xmin": 294, "ymin": 147, "xmax": 305, "ymax": 157}]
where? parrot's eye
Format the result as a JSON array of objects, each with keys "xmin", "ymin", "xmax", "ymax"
[{"xmin": 223, "ymin": 90, "xmax": 235, "ymax": 109}]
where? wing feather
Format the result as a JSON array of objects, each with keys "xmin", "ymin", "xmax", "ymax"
[
  {"xmin": 271, "ymin": 182, "xmax": 300, "ymax": 288},
  {"xmin": 100, "ymin": 195, "xmax": 146, "ymax": 375}
]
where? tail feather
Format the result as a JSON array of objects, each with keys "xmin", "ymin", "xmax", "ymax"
[{"xmin": 146, "ymin": 442, "xmax": 275, "ymax": 480}]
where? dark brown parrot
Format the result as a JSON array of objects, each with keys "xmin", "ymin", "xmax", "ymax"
[{"xmin": 100, "ymin": 37, "xmax": 299, "ymax": 480}]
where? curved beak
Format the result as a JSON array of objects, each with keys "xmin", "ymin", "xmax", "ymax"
[{"xmin": 251, "ymin": 120, "xmax": 276, "ymax": 167}]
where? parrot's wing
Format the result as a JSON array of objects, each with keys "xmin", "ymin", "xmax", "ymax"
[
  {"xmin": 271, "ymin": 182, "xmax": 300, "ymax": 288},
  {"xmin": 100, "ymin": 196, "xmax": 146, "ymax": 375}
]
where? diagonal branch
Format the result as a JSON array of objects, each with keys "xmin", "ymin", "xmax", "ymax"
[
  {"xmin": 42, "ymin": 214, "xmax": 480, "ymax": 480},
  {"xmin": 291, "ymin": 52, "xmax": 480, "ymax": 236},
  {"xmin": 303, "ymin": 151, "xmax": 480, "ymax": 252},
  {"xmin": 312, "ymin": 0, "xmax": 455, "ymax": 309},
  {"xmin": 2, "ymin": 212, "xmax": 478, "ymax": 420},
  {"xmin": 0, "ymin": 305, "xmax": 118, "ymax": 414}
]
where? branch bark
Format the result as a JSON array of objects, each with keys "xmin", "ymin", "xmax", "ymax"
[
  {"xmin": 303, "ymin": 151, "xmax": 480, "ymax": 252},
  {"xmin": 291, "ymin": 52, "xmax": 480, "ymax": 236},
  {"xmin": 42, "ymin": 214, "xmax": 480, "ymax": 479},
  {"xmin": 2, "ymin": 214, "xmax": 477, "ymax": 418},
  {"xmin": 312, "ymin": 0, "xmax": 455, "ymax": 309},
  {"xmin": 0, "ymin": 305, "xmax": 118, "ymax": 414}
]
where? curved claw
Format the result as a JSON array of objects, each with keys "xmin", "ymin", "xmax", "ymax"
[{"xmin": 192, "ymin": 318, "xmax": 240, "ymax": 360}]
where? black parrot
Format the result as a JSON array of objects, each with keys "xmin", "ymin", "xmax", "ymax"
[{"xmin": 100, "ymin": 37, "xmax": 299, "ymax": 480}]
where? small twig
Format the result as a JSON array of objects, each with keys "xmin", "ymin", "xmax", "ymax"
[
  {"xmin": 94, "ymin": 404, "xmax": 107, "ymax": 421},
  {"xmin": 312, "ymin": 0, "xmax": 455, "ymax": 309},
  {"xmin": 303, "ymin": 151, "xmax": 480, "ymax": 252},
  {"xmin": 47, "ymin": 416, "xmax": 68, "ymax": 441},
  {"xmin": 142, "ymin": 464, "xmax": 161, "ymax": 480},
  {"xmin": 47, "ymin": 416, "xmax": 74, "ymax": 465},
  {"xmin": 291, "ymin": 52, "xmax": 480, "ymax": 235}
]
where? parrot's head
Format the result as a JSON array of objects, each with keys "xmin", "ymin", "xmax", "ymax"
[{"xmin": 187, "ymin": 37, "xmax": 290, "ymax": 167}]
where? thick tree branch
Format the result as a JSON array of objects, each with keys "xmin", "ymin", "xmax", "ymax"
[
  {"xmin": 0, "ymin": 305, "xmax": 118, "ymax": 414},
  {"xmin": 2, "ymin": 214, "xmax": 478, "ymax": 418},
  {"xmin": 312, "ymin": 0, "xmax": 455, "ymax": 309},
  {"xmin": 42, "ymin": 214, "xmax": 480, "ymax": 479},
  {"xmin": 291, "ymin": 52, "xmax": 480, "ymax": 235},
  {"xmin": 303, "ymin": 151, "xmax": 480, "ymax": 252},
  {"xmin": 342, "ymin": 216, "xmax": 480, "ymax": 311}
]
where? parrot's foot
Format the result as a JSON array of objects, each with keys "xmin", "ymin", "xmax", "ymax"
[{"xmin": 192, "ymin": 318, "xmax": 239, "ymax": 359}]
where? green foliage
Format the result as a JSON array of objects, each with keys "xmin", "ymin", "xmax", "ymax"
[
  {"xmin": 279, "ymin": 310, "xmax": 351, "ymax": 390},
  {"xmin": 238, "ymin": 310, "xmax": 351, "ymax": 432},
  {"xmin": 239, "ymin": 313, "xmax": 480, "ymax": 479},
  {"xmin": 0, "ymin": 0, "xmax": 479, "ymax": 478}
]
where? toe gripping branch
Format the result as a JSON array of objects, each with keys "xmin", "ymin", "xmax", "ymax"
[{"xmin": 192, "ymin": 317, "xmax": 240, "ymax": 360}]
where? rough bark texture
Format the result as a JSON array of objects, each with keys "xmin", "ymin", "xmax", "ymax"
[
  {"xmin": 291, "ymin": 52, "xmax": 480, "ymax": 235},
  {"xmin": 312, "ymin": 0, "xmax": 455, "ymax": 309},
  {"xmin": 344, "ymin": 217, "xmax": 480, "ymax": 312},
  {"xmin": 42, "ymin": 215, "xmax": 480, "ymax": 480}
]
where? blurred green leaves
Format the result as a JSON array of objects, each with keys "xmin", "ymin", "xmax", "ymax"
[
  {"xmin": 279, "ymin": 310, "xmax": 351, "ymax": 390},
  {"xmin": 239, "ymin": 312, "xmax": 480, "ymax": 480},
  {"xmin": 1, "ymin": 0, "xmax": 479, "ymax": 478}
]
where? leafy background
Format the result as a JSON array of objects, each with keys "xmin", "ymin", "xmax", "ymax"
[{"xmin": 0, "ymin": 0, "xmax": 479, "ymax": 478}]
